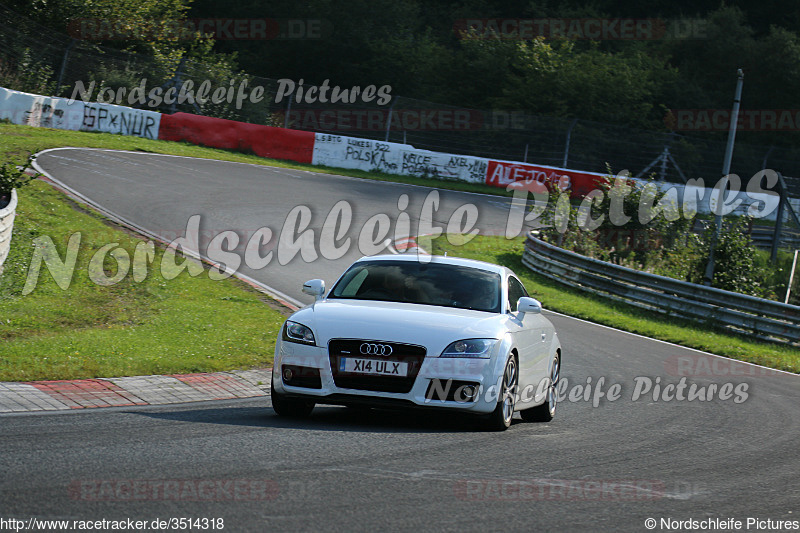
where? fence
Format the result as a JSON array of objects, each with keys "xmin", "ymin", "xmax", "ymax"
[
  {"xmin": 0, "ymin": 189, "xmax": 17, "ymax": 273},
  {"xmin": 522, "ymin": 233, "xmax": 800, "ymax": 344},
  {"xmin": 1, "ymin": 3, "xmax": 800, "ymax": 188},
  {"xmin": 1, "ymin": 2, "xmax": 799, "ymax": 240}
]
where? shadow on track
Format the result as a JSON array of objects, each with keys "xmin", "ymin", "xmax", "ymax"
[{"xmin": 127, "ymin": 402, "xmax": 521, "ymax": 434}]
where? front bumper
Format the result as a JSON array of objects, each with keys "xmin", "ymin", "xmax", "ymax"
[{"xmin": 273, "ymin": 338, "xmax": 503, "ymax": 415}]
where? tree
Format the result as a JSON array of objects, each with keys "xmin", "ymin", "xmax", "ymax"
[
  {"xmin": 6, "ymin": 0, "xmax": 231, "ymax": 82},
  {"xmin": 492, "ymin": 38, "xmax": 678, "ymax": 128},
  {"xmin": 688, "ymin": 218, "xmax": 769, "ymax": 297}
]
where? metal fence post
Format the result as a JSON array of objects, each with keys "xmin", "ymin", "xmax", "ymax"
[
  {"xmin": 170, "ymin": 57, "xmax": 185, "ymax": 115},
  {"xmin": 55, "ymin": 38, "xmax": 77, "ymax": 95},
  {"xmin": 384, "ymin": 98, "xmax": 395, "ymax": 142},
  {"xmin": 284, "ymin": 90, "xmax": 292, "ymax": 129},
  {"xmin": 786, "ymin": 250, "xmax": 799, "ymax": 304},
  {"xmin": 704, "ymin": 69, "xmax": 744, "ymax": 285},
  {"xmin": 771, "ymin": 178, "xmax": 786, "ymax": 263},
  {"xmin": 563, "ymin": 118, "xmax": 578, "ymax": 168}
]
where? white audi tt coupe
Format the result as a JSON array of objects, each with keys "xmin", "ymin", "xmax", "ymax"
[{"xmin": 271, "ymin": 254, "xmax": 562, "ymax": 430}]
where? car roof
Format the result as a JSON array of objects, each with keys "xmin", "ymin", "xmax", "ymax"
[{"xmin": 353, "ymin": 254, "xmax": 511, "ymax": 277}]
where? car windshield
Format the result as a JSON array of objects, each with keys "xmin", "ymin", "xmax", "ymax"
[{"xmin": 329, "ymin": 260, "xmax": 502, "ymax": 313}]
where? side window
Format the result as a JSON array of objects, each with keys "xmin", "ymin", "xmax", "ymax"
[{"xmin": 507, "ymin": 277, "xmax": 528, "ymax": 312}]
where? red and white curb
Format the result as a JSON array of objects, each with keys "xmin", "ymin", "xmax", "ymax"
[
  {"xmin": 0, "ymin": 369, "xmax": 272, "ymax": 413},
  {"xmin": 392, "ymin": 235, "xmax": 431, "ymax": 254}
]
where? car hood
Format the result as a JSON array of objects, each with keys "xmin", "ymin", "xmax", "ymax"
[{"xmin": 291, "ymin": 299, "xmax": 508, "ymax": 355}]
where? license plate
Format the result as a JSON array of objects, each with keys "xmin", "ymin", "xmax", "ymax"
[{"xmin": 340, "ymin": 357, "xmax": 408, "ymax": 377}]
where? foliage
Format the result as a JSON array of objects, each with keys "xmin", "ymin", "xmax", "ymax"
[
  {"xmin": 5, "ymin": 0, "xmax": 800, "ymax": 141},
  {"xmin": 533, "ymin": 171, "xmax": 786, "ymax": 300},
  {"xmin": 434, "ymin": 234, "xmax": 800, "ymax": 372},
  {"xmin": 537, "ymin": 172, "xmax": 695, "ymax": 269},
  {"xmin": 687, "ymin": 217, "xmax": 773, "ymax": 298},
  {"xmin": 2, "ymin": 0, "xmax": 243, "ymax": 118},
  {"xmin": 491, "ymin": 39, "xmax": 678, "ymax": 128},
  {"xmin": 10, "ymin": 0, "xmax": 195, "ymax": 65},
  {"xmin": 0, "ymin": 153, "xmax": 42, "ymax": 197},
  {"xmin": 177, "ymin": 1, "xmax": 800, "ymax": 139},
  {"xmin": 0, "ymin": 49, "xmax": 59, "ymax": 96}
]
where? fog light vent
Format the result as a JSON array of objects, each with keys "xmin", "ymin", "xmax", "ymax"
[{"xmin": 281, "ymin": 365, "xmax": 322, "ymax": 389}]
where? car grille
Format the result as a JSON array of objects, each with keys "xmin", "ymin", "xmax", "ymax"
[{"xmin": 328, "ymin": 339, "xmax": 426, "ymax": 393}]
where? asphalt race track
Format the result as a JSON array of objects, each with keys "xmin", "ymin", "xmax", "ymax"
[
  {"xmin": 1, "ymin": 148, "xmax": 798, "ymax": 532},
  {"xmin": 33, "ymin": 148, "xmax": 518, "ymax": 308}
]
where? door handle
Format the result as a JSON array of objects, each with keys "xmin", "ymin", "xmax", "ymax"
[{"xmin": 541, "ymin": 333, "xmax": 546, "ymax": 342}]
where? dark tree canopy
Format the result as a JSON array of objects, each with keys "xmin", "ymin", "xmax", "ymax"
[{"xmin": 5, "ymin": 0, "xmax": 800, "ymax": 138}]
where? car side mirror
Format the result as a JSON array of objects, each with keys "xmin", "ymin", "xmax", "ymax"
[
  {"xmin": 302, "ymin": 279, "xmax": 325, "ymax": 301},
  {"xmin": 517, "ymin": 297, "xmax": 542, "ymax": 315}
]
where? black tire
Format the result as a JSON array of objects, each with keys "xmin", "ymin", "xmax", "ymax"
[
  {"xmin": 482, "ymin": 354, "xmax": 518, "ymax": 431},
  {"xmin": 271, "ymin": 387, "xmax": 315, "ymax": 418},
  {"xmin": 520, "ymin": 352, "xmax": 560, "ymax": 423}
]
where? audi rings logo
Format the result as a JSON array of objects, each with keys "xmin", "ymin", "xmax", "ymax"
[{"xmin": 360, "ymin": 343, "xmax": 393, "ymax": 356}]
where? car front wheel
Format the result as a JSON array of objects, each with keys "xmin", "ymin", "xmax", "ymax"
[
  {"xmin": 520, "ymin": 351, "xmax": 560, "ymax": 423},
  {"xmin": 483, "ymin": 354, "xmax": 517, "ymax": 431}
]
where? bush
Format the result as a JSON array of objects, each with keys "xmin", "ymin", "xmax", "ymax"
[
  {"xmin": 688, "ymin": 217, "xmax": 773, "ymax": 298},
  {"xmin": 538, "ymin": 172, "xmax": 694, "ymax": 269},
  {"xmin": 0, "ymin": 49, "xmax": 58, "ymax": 96},
  {"xmin": 535, "ymin": 172, "xmax": 787, "ymax": 301},
  {"xmin": 0, "ymin": 153, "xmax": 42, "ymax": 205}
]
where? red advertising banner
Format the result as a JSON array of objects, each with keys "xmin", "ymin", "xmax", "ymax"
[
  {"xmin": 158, "ymin": 112, "xmax": 315, "ymax": 164},
  {"xmin": 484, "ymin": 160, "xmax": 606, "ymax": 197}
]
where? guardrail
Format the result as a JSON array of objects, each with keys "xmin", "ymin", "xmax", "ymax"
[
  {"xmin": 522, "ymin": 232, "xmax": 800, "ymax": 344},
  {"xmin": 750, "ymin": 226, "xmax": 800, "ymax": 250},
  {"xmin": 0, "ymin": 189, "xmax": 17, "ymax": 274}
]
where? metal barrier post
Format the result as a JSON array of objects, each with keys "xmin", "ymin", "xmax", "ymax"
[{"xmin": 786, "ymin": 250, "xmax": 799, "ymax": 304}]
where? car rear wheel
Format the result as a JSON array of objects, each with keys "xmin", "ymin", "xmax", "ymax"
[
  {"xmin": 520, "ymin": 352, "xmax": 560, "ymax": 423},
  {"xmin": 483, "ymin": 354, "xmax": 517, "ymax": 431},
  {"xmin": 271, "ymin": 388, "xmax": 315, "ymax": 418}
]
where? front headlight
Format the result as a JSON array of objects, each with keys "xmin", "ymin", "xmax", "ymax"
[
  {"xmin": 282, "ymin": 321, "xmax": 316, "ymax": 345},
  {"xmin": 440, "ymin": 339, "xmax": 498, "ymax": 358}
]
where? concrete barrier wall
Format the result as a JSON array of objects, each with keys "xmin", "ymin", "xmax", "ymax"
[
  {"xmin": 159, "ymin": 112, "xmax": 315, "ymax": 163},
  {"xmin": 0, "ymin": 87, "xmax": 160, "ymax": 139},
  {"xmin": 80, "ymin": 101, "xmax": 161, "ymax": 139},
  {"xmin": 312, "ymin": 133, "xmax": 489, "ymax": 183},
  {"xmin": 0, "ymin": 87, "xmax": 84, "ymax": 130},
  {"xmin": 0, "ymin": 189, "xmax": 17, "ymax": 274},
  {"xmin": 0, "ymin": 86, "xmax": 791, "ymax": 221},
  {"xmin": 311, "ymin": 135, "xmax": 785, "ymax": 219}
]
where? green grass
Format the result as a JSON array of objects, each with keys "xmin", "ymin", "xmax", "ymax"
[
  {"xmin": 1, "ymin": 123, "xmax": 798, "ymax": 378},
  {"xmin": 433, "ymin": 234, "xmax": 800, "ymax": 374},
  {"xmin": 0, "ymin": 179, "xmax": 288, "ymax": 381},
  {"xmin": 0, "ymin": 122, "xmax": 508, "ymax": 382}
]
